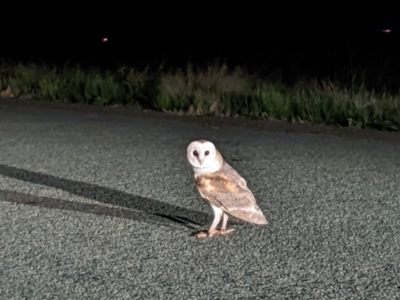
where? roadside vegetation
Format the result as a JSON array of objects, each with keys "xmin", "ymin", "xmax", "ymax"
[{"xmin": 1, "ymin": 61, "xmax": 399, "ymax": 131}]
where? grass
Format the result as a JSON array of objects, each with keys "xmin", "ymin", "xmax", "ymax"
[{"xmin": 1, "ymin": 60, "xmax": 400, "ymax": 131}]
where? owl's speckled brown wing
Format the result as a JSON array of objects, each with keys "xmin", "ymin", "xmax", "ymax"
[{"xmin": 195, "ymin": 162, "xmax": 268, "ymax": 225}]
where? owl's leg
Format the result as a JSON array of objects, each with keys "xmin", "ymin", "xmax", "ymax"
[
  {"xmin": 196, "ymin": 204, "xmax": 223, "ymax": 238},
  {"xmin": 220, "ymin": 212, "xmax": 234, "ymax": 235}
]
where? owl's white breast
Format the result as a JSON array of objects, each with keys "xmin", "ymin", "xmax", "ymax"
[{"xmin": 193, "ymin": 161, "xmax": 221, "ymax": 178}]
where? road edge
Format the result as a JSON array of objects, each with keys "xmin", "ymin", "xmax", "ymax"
[{"xmin": 1, "ymin": 97, "xmax": 400, "ymax": 145}]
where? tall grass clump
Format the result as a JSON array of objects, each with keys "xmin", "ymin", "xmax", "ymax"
[
  {"xmin": 155, "ymin": 63, "xmax": 255, "ymax": 116},
  {"xmin": 0, "ymin": 60, "xmax": 399, "ymax": 131},
  {"xmin": 0, "ymin": 62, "xmax": 154, "ymax": 107},
  {"xmin": 251, "ymin": 80, "xmax": 400, "ymax": 130}
]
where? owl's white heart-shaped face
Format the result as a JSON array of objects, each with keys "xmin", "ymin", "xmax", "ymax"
[{"xmin": 187, "ymin": 140, "xmax": 217, "ymax": 170}]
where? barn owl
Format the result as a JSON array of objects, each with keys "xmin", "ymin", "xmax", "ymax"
[{"xmin": 187, "ymin": 140, "xmax": 268, "ymax": 238}]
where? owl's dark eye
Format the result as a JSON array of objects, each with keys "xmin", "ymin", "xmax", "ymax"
[
  {"xmin": 205, "ymin": 150, "xmax": 210, "ymax": 156},
  {"xmin": 193, "ymin": 150, "xmax": 198, "ymax": 156}
]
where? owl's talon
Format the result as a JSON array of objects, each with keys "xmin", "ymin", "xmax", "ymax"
[
  {"xmin": 208, "ymin": 229, "xmax": 219, "ymax": 237},
  {"xmin": 195, "ymin": 228, "xmax": 234, "ymax": 238},
  {"xmin": 195, "ymin": 229, "xmax": 218, "ymax": 238},
  {"xmin": 220, "ymin": 229, "xmax": 235, "ymax": 235},
  {"xmin": 195, "ymin": 231, "xmax": 209, "ymax": 238}
]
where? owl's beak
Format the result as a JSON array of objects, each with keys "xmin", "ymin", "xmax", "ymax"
[{"xmin": 198, "ymin": 158, "xmax": 204, "ymax": 165}]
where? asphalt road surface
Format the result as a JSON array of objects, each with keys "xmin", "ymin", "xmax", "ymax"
[{"xmin": 1, "ymin": 102, "xmax": 400, "ymax": 299}]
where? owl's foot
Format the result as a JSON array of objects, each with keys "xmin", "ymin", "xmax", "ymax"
[
  {"xmin": 195, "ymin": 231, "xmax": 210, "ymax": 238},
  {"xmin": 220, "ymin": 229, "xmax": 235, "ymax": 235},
  {"xmin": 195, "ymin": 229, "xmax": 234, "ymax": 238}
]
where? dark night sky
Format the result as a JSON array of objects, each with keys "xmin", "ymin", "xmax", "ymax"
[
  {"xmin": 1, "ymin": 4, "xmax": 399, "ymax": 74},
  {"xmin": 0, "ymin": 7, "xmax": 381, "ymax": 50},
  {"xmin": 2, "ymin": 3, "xmax": 398, "ymax": 47}
]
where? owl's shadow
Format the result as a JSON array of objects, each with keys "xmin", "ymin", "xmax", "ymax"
[{"xmin": 0, "ymin": 164, "xmax": 232, "ymax": 233}]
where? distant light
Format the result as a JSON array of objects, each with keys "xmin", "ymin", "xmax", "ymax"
[
  {"xmin": 382, "ymin": 29, "xmax": 392, "ymax": 33},
  {"xmin": 102, "ymin": 37, "xmax": 108, "ymax": 43}
]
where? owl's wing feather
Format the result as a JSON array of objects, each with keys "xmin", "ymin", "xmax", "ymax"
[{"xmin": 195, "ymin": 163, "xmax": 268, "ymax": 225}]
